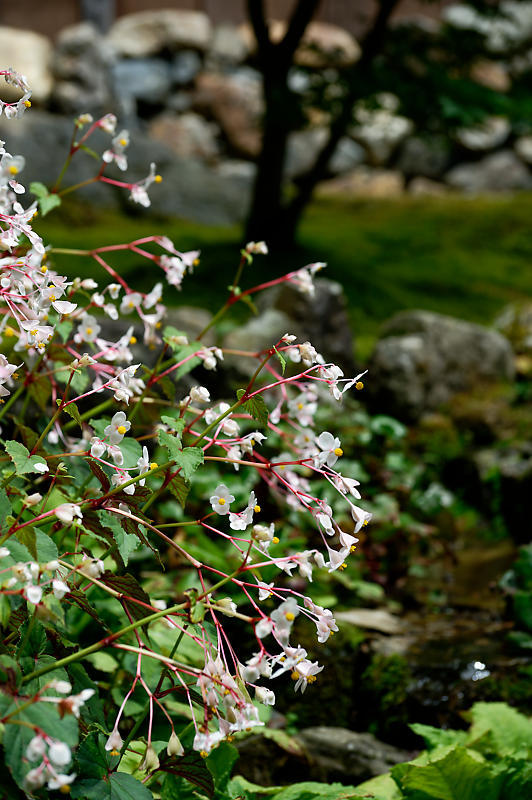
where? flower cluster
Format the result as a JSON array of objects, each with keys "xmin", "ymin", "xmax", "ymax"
[{"xmin": 0, "ymin": 70, "xmax": 373, "ymax": 798}]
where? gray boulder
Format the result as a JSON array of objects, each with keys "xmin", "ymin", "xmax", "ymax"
[
  {"xmin": 112, "ymin": 58, "xmax": 172, "ymax": 115},
  {"xmin": 148, "ymin": 112, "xmax": 221, "ymax": 161},
  {"xmin": 0, "ymin": 27, "xmax": 53, "ymax": 105},
  {"xmin": 171, "ymin": 50, "xmax": 203, "ymax": 86},
  {"xmin": 445, "ymin": 151, "xmax": 532, "ymax": 192},
  {"xmin": 368, "ymin": 310, "xmax": 515, "ymax": 421},
  {"xmin": 53, "ymin": 22, "xmax": 114, "ymax": 116},
  {"xmin": 107, "ymin": 10, "xmax": 212, "ymax": 57},
  {"xmin": 397, "ymin": 135, "xmax": 451, "ymax": 179},
  {"xmin": 297, "ymin": 727, "xmax": 410, "ymax": 783}
]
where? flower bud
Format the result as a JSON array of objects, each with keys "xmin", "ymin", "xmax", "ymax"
[{"xmin": 166, "ymin": 731, "xmax": 184, "ymax": 757}]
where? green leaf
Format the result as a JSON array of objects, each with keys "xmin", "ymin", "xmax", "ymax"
[
  {"xmin": 410, "ymin": 723, "xmax": 468, "ymax": 751},
  {"xmin": 206, "ymin": 741, "xmax": 239, "ymax": 792},
  {"xmin": 97, "ymin": 509, "xmax": 139, "ymax": 566},
  {"xmin": 354, "ymin": 772, "xmax": 404, "ymax": 799},
  {"xmin": 17, "ymin": 527, "xmax": 37, "ymax": 560},
  {"xmin": 161, "ymin": 415, "xmax": 186, "ymax": 437},
  {"xmin": 63, "ymin": 401, "xmax": 83, "ymax": 429},
  {"xmin": 173, "ymin": 447, "xmax": 204, "ymax": 481},
  {"xmin": 161, "ymin": 751, "xmax": 214, "ymax": 798},
  {"xmin": 5, "ymin": 440, "xmax": 48, "ymax": 474},
  {"xmin": 392, "ymin": 746, "xmax": 500, "ymax": 800},
  {"xmin": 120, "ymin": 436, "xmax": 143, "ymax": 470},
  {"xmin": 513, "ymin": 592, "xmax": 532, "ymax": 632},
  {"xmin": 467, "ymin": 702, "xmax": 532, "ymax": 756},
  {"xmin": 158, "ymin": 427, "xmax": 184, "ymax": 457},
  {"xmin": 0, "ymin": 487, "xmax": 12, "ymax": 525},
  {"xmin": 272, "ymin": 782, "xmax": 366, "ymax": 799},
  {"xmin": 273, "ymin": 345, "xmax": 287, "ymax": 375},
  {"xmin": 71, "ymin": 773, "xmax": 153, "ymax": 799},
  {"xmin": 30, "ymin": 181, "xmax": 61, "ymax": 216},
  {"xmin": 168, "ymin": 473, "xmax": 190, "ymax": 508},
  {"xmin": 236, "ymin": 389, "xmax": 269, "ymax": 428}
]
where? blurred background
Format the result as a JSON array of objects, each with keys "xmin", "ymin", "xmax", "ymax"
[{"xmin": 2, "ymin": 0, "xmax": 532, "ymax": 787}]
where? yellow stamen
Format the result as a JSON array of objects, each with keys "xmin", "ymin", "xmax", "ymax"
[
  {"xmin": 117, "ymin": 425, "xmax": 127, "ymax": 435},
  {"xmin": 24, "ymin": 100, "xmax": 31, "ymax": 107},
  {"xmin": 49, "ymin": 294, "xmax": 56, "ymax": 302},
  {"xmin": 150, "ymin": 462, "xmax": 158, "ymax": 470},
  {"xmin": 119, "ymin": 138, "xmax": 128, "ymax": 147},
  {"xmin": 338, "ymin": 562, "xmax": 347, "ymax": 571},
  {"xmin": 285, "ymin": 611, "xmax": 295, "ymax": 621},
  {"xmin": 291, "ymin": 670, "xmax": 300, "ymax": 680},
  {"xmin": 86, "ymin": 327, "xmax": 93, "ymax": 335},
  {"xmin": 218, "ymin": 497, "xmax": 226, "ymax": 506},
  {"xmin": 308, "ymin": 675, "xmax": 317, "ymax": 683},
  {"xmin": 200, "ymin": 750, "xmax": 208, "ymax": 758},
  {"xmin": 272, "ymin": 536, "xmax": 279, "ymax": 544},
  {"xmin": 59, "ymin": 786, "xmax": 71, "ymax": 795},
  {"xmin": 350, "ymin": 545, "xmax": 357, "ymax": 552},
  {"xmin": 4, "ymin": 326, "xmax": 15, "ymax": 337},
  {"xmin": 154, "ymin": 174, "xmax": 163, "ymax": 183},
  {"xmin": 355, "ymin": 381, "xmax": 364, "ymax": 390},
  {"xmin": 30, "ymin": 329, "xmax": 38, "ymax": 336},
  {"xmin": 8, "ymin": 165, "xmax": 18, "ymax": 175},
  {"xmin": 155, "ymin": 321, "xmax": 161, "ymax": 329},
  {"xmin": 40, "ymin": 265, "xmax": 47, "ymax": 273},
  {"xmin": 110, "ymin": 749, "xmax": 120, "ymax": 756},
  {"xmin": 333, "ymin": 447, "xmax": 343, "ymax": 457},
  {"xmin": 193, "ymin": 258, "xmax": 200, "ymax": 266},
  {"xmin": 129, "ymin": 336, "xmax": 137, "ymax": 344},
  {"xmin": 297, "ymin": 403, "xmax": 304, "ymax": 410},
  {"xmin": 128, "ymin": 301, "xmax": 134, "ymax": 308},
  {"xmin": 254, "ymin": 504, "xmax": 261, "ymax": 513}
]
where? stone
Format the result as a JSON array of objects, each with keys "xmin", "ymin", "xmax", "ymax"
[
  {"xmin": 295, "ymin": 728, "xmax": 410, "ymax": 783},
  {"xmin": 445, "ymin": 150, "xmax": 532, "ymax": 192},
  {"xmin": 408, "ymin": 177, "xmax": 449, "ymax": 196},
  {"xmin": 193, "ymin": 69, "xmax": 263, "ymax": 159},
  {"xmin": 397, "ymin": 135, "xmax": 451, "ymax": 179},
  {"xmin": 148, "ymin": 112, "xmax": 220, "ymax": 161},
  {"xmin": 456, "ymin": 116, "xmax": 511, "ymax": 151},
  {"xmin": 494, "ymin": 302, "xmax": 532, "ymax": 353},
  {"xmin": 367, "ymin": 310, "xmax": 515, "ymax": 421},
  {"xmin": 257, "ymin": 278, "xmax": 356, "ymax": 375},
  {"xmin": 171, "ymin": 50, "xmax": 203, "ymax": 86},
  {"xmin": 0, "ymin": 110, "xmax": 119, "ymax": 208},
  {"xmin": 210, "ymin": 24, "xmax": 249, "ymax": 65},
  {"xmin": 351, "ymin": 95, "xmax": 414, "ymax": 165},
  {"xmin": 473, "ymin": 444, "xmax": 532, "ymax": 543},
  {"xmin": 223, "ymin": 310, "xmax": 294, "ymax": 376},
  {"xmin": 0, "ymin": 26, "xmax": 53, "ymax": 104},
  {"xmin": 164, "ymin": 307, "xmax": 215, "ymax": 346},
  {"xmin": 107, "ymin": 10, "xmax": 212, "ymax": 57},
  {"xmin": 471, "ymin": 59, "xmax": 511, "ymax": 92},
  {"xmin": 53, "ymin": 22, "xmax": 114, "ymax": 116},
  {"xmin": 240, "ymin": 20, "xmax": 360, "ymax": 68},
  {"xmin": 329, "ymin": 136, "xmax": 366, "ymax": 174},
  {"xmin": 444, "ymin": 1, "xmax": 532, "ymax": 53},
  {"xmin": 335, "ymin": 609, "xmax": 404, "ymax": 635},
  {"xmin": 285, "ymin": 128, "xmax": 328, "ymax": 178},
  {"xmin": 112, "ymin": 58, "xmax": 172, "ymax": 107},
  {"xmin": 317, "ymin": 167, "xmax": 404, "ymax": 198},
  {"xmin": 514, "ymin": 136, "xmax": 532, "ymax": 165}
]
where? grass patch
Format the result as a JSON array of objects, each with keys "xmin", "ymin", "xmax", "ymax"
[{"xmin": 37, "ymin": 193, "xmax": 532, "ymax": 360}]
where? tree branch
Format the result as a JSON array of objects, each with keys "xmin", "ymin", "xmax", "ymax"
[
  {"xmin": 247, "ymin": 0, "xmax": 271, "ymax": 57},
  {"xmin": 280, "ymin": 0, "xmax": 323, "ymax": 59},
  {"xmin": 287, "ymin": 0, "xmax": 403, "ymax": 225}
]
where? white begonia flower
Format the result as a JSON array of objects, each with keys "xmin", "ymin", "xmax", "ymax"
[
  {"xmin": 79, "ymin": 558, "xmax": 104, "ymax": 579},
  {"xmin": 72, "ymin": 353, "xmax": 96, "ymax": 369},
  {"xmin": 99, "ymin": 113, "xmax": 117, "ymax": 134},
  {"xmin": 137, "ymin": 445, "xmax": 150, "ymax": 486},
  {"xmin": 24, "ymin": 767, "xmax": 47, "ymax": 791},
  {"xmin": 105, "ymin": 729, "xmax": 123, "ymax": 753},
  {"xmin": 299, "ymin": 341, "xmax": 319, "ymax": 366},
  {"xmin": 25, "ymin": 584, "xmax": 43, "ymax": 605},
  {"xmin": 245, "ymin": 241, "xmax": 268, "ymax": 255},
  {"xmin": 316, "ymin": 431, "xmax": 343, "ymax": 468},
  {"xmin": 47, "ymin": 773, "xmax": 77, "ymax": 792},
  {"xmin": 140, "ymin": 744, "xmax": 160, "ymax": 772},
  {"xmin": 144, "ymin": 282, "xmax": 162, "ymax": 309},
  {"xmin": 281, "ymin": 333, "xmax": 297, "ymax": 343},
  {"xmin": 90, "ymin": 438, "xmax": 106, "ymax": 459},
  {"xmin": 54, "ymin": 503, "xmax": 83, "ymax": 525},
  {"xmin": 26, "ymin": 735, "xmax": 47, "ymax": 761},
  {"xmin": 49, "ymin": 680, "xmax": 72, "ymax": 694},
  {"xmin": 210, "ymin": 484, "xmax": 235, "ymax": 515},
  {"xmin": 111, "ymin": 472, "xmax": 135, "ymax": 495},
  {"xmin": 351, "ymin": 504, "xmax": 372, "ymax": 533},
  {"xmin": 255, "ymin": 617, "xmax": 274, "ymax": 639},
  {"xmin": 334, "ymin": 473, "xmax": 361, "ymax": 499},
  {"xmin": 76, "ymin": 314, "xmax": 101, "ymax": 343},
  {"xmin": 23, "ymin": 492, "xmax": 42, "ymax": 507},
  {"xmin": 189, "ymin": 385, "xmax": 210, "ymax": 404},
  {"xmin": 53, "ymin": 578, "xmax": 70, "ymax": 599},
  {"xmin": 255, "ymin": 686, "xmax": 275, "ymax": 705},
  {"xmin": 257, "ymin": 581, "xmax": 274, "ymax": 601},
  {"xmin": 102, "ymin": 129, "xmax": 129, "ymax": 171},
  {"xmin": 0, "ymin": 546, "xmax": 9, "ymax": 557},
  {"xmin": 120, "ymin": 291, "xmax": 142, "ymax": 315},
  {"xmin": 33, "ymin": 461, "xmax": 49, "ymax": 473},
  {"xmin": 104, "ymin": 411, "xmax": 131, "ymax": 444},
  {"xmin": 291, "ymin": 658, "xmax": 323, "ymax": 693},
  {"xmin": 107, "ymin": 444, "xmax": 124, "ymax": 466},
  {"xmin": 48, "ymin": 740, "xmax": 72, "ymax": 767}
]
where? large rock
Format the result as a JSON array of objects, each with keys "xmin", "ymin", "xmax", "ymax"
[
  {"xmin": 494, "ymin": 302, "xmax": 532, "ymax": 354},
  {"xmin": 240, "ymin": 20, "xmax": 360, "ymax": 67},
  {"xmin": 210, "ymin": 24, "xmax": 249, "ymax": 65},
  {"xmin": 397, "ymin": 135, "xmax": 451, "ymax": 179},
  {"xmin": 111, "ymin": 58, "xmax": 172, "ymax": 114},
  {"xmin": 171, "ymin": 50, "xmax": 203, "ymax": 86},
  {"xmin": 296, "ymin": 728, "xmax": 410, "ymax": 783},
  {"xmin": 514, "ymin": 136, "xmax": 532, "ymax": 165},
  {"xmin": 53, "ymin": 22, "xmax": 114, "ymax": 116},
  {"xmin": 148, "ymin": 112, "xmax": 220, "ymax": 161},
  {"xmin": 351, "ymin": 94, "xmax": 414, "ymax": 165},
  {"xmin": 456, "ymin": 116, "xmax": 511, "ymax": 151},
  {"xmin": 318, "ymin": 167, "xmax": 404, "ymax": 198},
  {"xmin": 445, "ymin": 150, "xmax": 532, "ymax": 192},
  {"xmin": 107, "ymin": 10, "xmax": 212, "ymax": 57},
  {"xmin": 0, "ymin": 27, "xmax": 53, "ymax": 104},
  {"xmin": 444, "ymin": 1, "xmax": 532, "ymax": 53},
  {"xmin": 285, "ymin": 129, "xmax": 365, "ymax": 178},
  {"xmin": 368, "ymin": 310, "xmax": 515, "ymax": 421},
  {"xmin": 258, "ymin": 278, "xmax": 356, "ymax": 374},
  {"xmin": 194, "ymin": 69, "xmax": 263, "ymax": 159}
]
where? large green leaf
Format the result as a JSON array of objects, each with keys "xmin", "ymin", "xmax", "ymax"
[
  {"xmin": 174, "ymin": 447, "xmax": 204, "ymax": 481},
  {"xmin": 0, "ymin": 486, "xmax": 12, "ymax": 525},
  {"xmin": 272, "ymin": 782, "xmax": 367, "ymax": 799},
  {"xmin": 97, "ymin": 509, "xmax": 139, "ymax": 566},
  {"xmin": 71, "ymin": 773, "xmax": 153, "ymax": 799},
  {"xmin": 466, "ymin": 702, "xmax": 532, "ymax": 756},
  {"xmin": 354, "ymin": 772, "xmax": 404, "ymax": 799},
  {"xmin": 392, "ymin": 746, "xmax": 501, "ymax": 800},
  {"xmin": 236, "ymin": 389, "xmax": 269, "ymax": 427},
  {"xmin": 410, "ymin": 724, "xmax": 468, "ymax": 751},
  {"xmin": 206, "ymin": 740, "xmax": 239, "ymax": 791},
  {"xmin": 5, "ymin": 440, "xmax": 47, "ymax": 474}
]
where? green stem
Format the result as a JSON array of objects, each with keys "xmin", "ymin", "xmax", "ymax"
[{"xmin": 63, "ymin": 398, "xmax": 113, "ymax": 431}]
